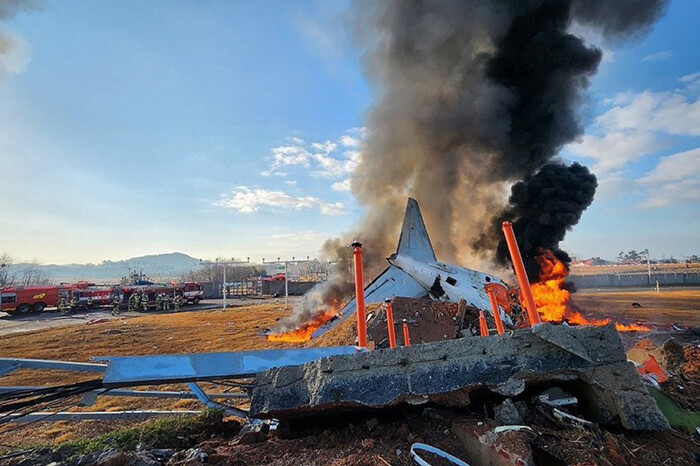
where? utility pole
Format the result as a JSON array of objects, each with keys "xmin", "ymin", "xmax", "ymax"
[
  {"xmin": 645, "ymin": 249, "xmax": 652, "ymax": 287},
  {"xmin": 199, "ymin": 258, "xmax": 250, "ymax": 310},
  {"xmin": 262, "ymin": 257, "xmax": 317, "ymax": 310}
]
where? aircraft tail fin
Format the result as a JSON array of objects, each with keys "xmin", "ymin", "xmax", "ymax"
[{"xmin": 395, "ymin": 198, "xmax": 436, "ymax": 262}]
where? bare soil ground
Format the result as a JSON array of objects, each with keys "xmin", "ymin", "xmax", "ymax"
[
  {"xmin": 572, "ymin": 288, "xmax": 700, "ymax": 326},
  {"xmin": 570, "ymin": 262, "xmax": 700, "ymax": 275}
]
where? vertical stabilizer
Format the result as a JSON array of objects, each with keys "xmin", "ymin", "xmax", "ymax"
[{"xmin": 395, "ymin": 198, "xmax": 436, "ymax": 261}]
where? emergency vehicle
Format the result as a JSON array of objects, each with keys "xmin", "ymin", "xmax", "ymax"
[
  {"xmin": 1, "ymin": 281, "xmax": 203, "ymax": 314},
  {"xmin": 0, "ymin": 283, "xmax": 87, "ymax": 314},
  {"xmin": 181, "ymin": 282, "xmax": 204, "ymax": 304},
  {"xmin": 77, "ymin": 286, "xmax": 116, "ymax": 309}
]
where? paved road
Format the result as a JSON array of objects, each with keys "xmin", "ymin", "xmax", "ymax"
[
  {"xmin": 0, "ymin": 303, "xmax": 218, "ymax": 337},
  {"xmin": 0, "ymin": 297, "xmax": 297, "ymax": 337}
]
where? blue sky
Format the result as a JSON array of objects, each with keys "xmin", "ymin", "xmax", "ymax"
[{"xmin": 0, "ymin": 0, "xmax": 698, "ymax": 264}]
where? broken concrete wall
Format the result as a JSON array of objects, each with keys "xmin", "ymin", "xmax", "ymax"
[{"xmin": 251, "ymin": 324, "xmax": 668, "ymax": 430}]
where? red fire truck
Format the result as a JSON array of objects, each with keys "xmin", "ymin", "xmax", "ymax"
[
  {"xmin": 0, "ymin": 283, "xmax": 88, "ymax": 314},
  {"xmin": 181, "ymin": 282, "xmax": 204, "ymax": 304},
  {"xmin": 1, "ymin": 281, "xmax": 203, "ymax": 314},
  {"xmin": 77, "ymin": 286, "xmax": 116, "ymax": 309}
]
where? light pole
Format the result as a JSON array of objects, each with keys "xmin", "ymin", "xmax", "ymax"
[
  {"xmin": 262, "ymin": 257, "xmax": 317, "ymax": 309},
  {"xmin": 199, "ymin": 258, "xmax": 250, "ymax": 310},
  {"xmin": 645, "ymin": 249, "xmax": 652, "ymax": 287}
]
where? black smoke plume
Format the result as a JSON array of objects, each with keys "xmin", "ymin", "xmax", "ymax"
[
  {"xmin": 492, "ymin": 162, "xmax": 598, "ymax": 280},
  {"xmin": 274, "ymin": 0, "xmax": 667, "ymax": 332}
]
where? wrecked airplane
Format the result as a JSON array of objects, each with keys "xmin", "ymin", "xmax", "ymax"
[{"xmin": 313, "ymin": 198, "xmax": 510, "ymax": 338}]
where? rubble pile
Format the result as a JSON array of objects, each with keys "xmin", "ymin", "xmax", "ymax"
[
  {"xmin": 252, "ymin": 324, "xmax": 668, "ymax": 431},
  {"xmin": 310, "ymin": 297, "xmax": 489, "ymax": 348},
  {"xmin": 627, "ymin": 337, "xmax": 700, "ymax": 435}
]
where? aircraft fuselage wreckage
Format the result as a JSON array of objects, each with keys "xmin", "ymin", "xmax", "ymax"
[{"xmin": 312, "ymin": 198, "xmax": 510, "ymax": 338}]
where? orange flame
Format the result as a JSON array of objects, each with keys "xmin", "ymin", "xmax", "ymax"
[
  {"xmin": 267, "ymin": 308, "xmax": 339, "ymax": 343},
  {"xmin": 530, "ymin": 250, "xmax": 647, "ymax": 333}
]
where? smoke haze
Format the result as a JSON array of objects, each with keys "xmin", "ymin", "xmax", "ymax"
[
  {"xmin": 0, "ymin": 0, "xmax": 43, "ymax": 77},
  {"xmin": 275, "ymin": 0, "xmax": 667, "ymax": 331}
]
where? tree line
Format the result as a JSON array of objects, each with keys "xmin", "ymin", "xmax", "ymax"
[{"xmin": 0, "ymin": 253, "xmax": 50, "ymax": 288}]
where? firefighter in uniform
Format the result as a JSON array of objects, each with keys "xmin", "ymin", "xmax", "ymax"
[
  {"xmin": 70, "ymin": 295, "xmax": 79, "ymax": 313},
  {"xmin": 128, "ymin": 293, "xmax": 137, "ymax": 312},
  {"xmin": 174, "ymin": 295, "xmax": 181, "ymax": 312},
  {"xmin": 59, "ymin": 297, "xmax": 69, "ymax": 316},
  {"xmin": 163, "ymin": 295, "xmax": 170, "ymax": 311},
  {"xmin": 155, "ymin": 294, "xmax": 162, "ymax": 311},
  {"xmin": 112, "ymin": 296, "xmax": 120, "ymax": 316},
  {"xmin": 86, "ymin": 297, "xmax": 93, "ymax": 310},
  {"xmin": 141, "ymin": 293, "xmax": 149, "ymax": 312}
]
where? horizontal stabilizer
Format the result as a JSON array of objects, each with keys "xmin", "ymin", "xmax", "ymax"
[{"xmin": 311, "ymin": 265, "xmax": 427, "ymax": 338}]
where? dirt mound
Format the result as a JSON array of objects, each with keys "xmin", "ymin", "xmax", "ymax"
[{"xmin": 309, "ymin": 297, "xmax": 485, "ymax": 349}]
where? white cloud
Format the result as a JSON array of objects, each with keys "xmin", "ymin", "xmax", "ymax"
[
  {"xmin": 593, "ymin": 172, "xmax": 636, "ymax": 202},
  {"xmin": 263, "ymin": 130, "xmax": 365, "ymax": 179},
  {"xmin": 642, "ymin": 51, "xmax": 673, "ymax": 62},
  {"xmin": 339, "ymin": 135, "xmax": 360, "ymax": 147},
  {"xmin": 569, "ymin": 131, "xmax": 665, "ymax": 172},
  {"xmin": 678, "ymin": 72, "xmax": 700, "ymax": 83},
  {"xmin": 310, "ymin": 140, "xmax": 337, "ymax": 154},
  {"xmin": 0, "ymin": 32, "xmax": 31, "ymax": 76},
  {"xmin": 679, "ymin": 72, "xmax": 700, "ymax": 91},
  {"xmin": 311, "ymin": 153, "xmax": 358, "ymax": 178},
  {"xmin": 215, "ymin": 187, "xmax": 346, "ymax": 215},
  {"xmin": 270, "ymin": 145, "xmax": 312, "ymax": 169},
  {"xmin": 283, "ymin": 180, "xmax": 297, "ymax": 186},
  {"xmin": 569, "ymin": 79, "xmax": 700, "ymax": 173},
  {"xmin": 638, "ymin": 147, "xmax": 700, "ymax": 209},
  {"xmin": 331, "ymin": 179, "xmax": 351, "ymax": 191},
  {"xmin": 597, "ymin": 90, "xmax": 700, "ymax": 136},
  {"xmin": 640, "ymin": 147, "xmax": 700, "ymax": 184}
]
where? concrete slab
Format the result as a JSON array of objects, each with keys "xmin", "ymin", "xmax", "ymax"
[{"xmin": 250, "ymin": 324, "xmax": 669, "ymax": 430}]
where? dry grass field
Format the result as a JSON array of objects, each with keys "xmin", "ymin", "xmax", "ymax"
[
  {"xmin": 570, "ymin": 262, "xmax": 700, "ymax": 276},
  {"xmin": 1, "ymin": 288, "xmax": 700, "ymax": 448},
  {"xmin": 0, "ymin": 303, "xmax": 300, "ymax": 447}
]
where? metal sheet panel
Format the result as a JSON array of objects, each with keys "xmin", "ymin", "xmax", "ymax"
[
  {"xmin": 0, "ymin": 358, "xmax": 107, "ymax": 375},
  {"xmin": 96, "ymin": 346, "xmax": 361, "ymax": 386},
  {"xmin": 311, "ymin": 265, "xmax": 428, "ymax": 339}
]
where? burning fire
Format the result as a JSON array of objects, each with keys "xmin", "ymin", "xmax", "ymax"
[
  {"xmin": 530, "ymin": 250, "xmax": 648, "ymax": 332},
  {"xmin": 267, "ymin": 308, "xmax": 339, "ymax": 343}
]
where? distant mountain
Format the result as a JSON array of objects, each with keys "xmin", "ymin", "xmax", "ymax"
[{"xmin": 14, "ymin": 253, "xmax": 202, "ymax": 284}]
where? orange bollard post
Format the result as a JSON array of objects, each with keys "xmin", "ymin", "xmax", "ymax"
[
  {"xmin": 501, "ymin": 221, "xmax": 542, "ymax": 326},
  {"xmin": 402, "ymin": 321, "xmax": 411, "ymax": 347},
  {"xmin": 485, "ymin": 288, "xmax": 505, "ymax": 335},
  {"xmin": 479, "ymin": 310, "xmax": 489, "ymax": 336},
  {"xmin": 385, "ymin": 299, "xmax": 397, "ymax": 349},
  {"xmin": 351, "ymin": 241, "xmax": 368, "ymax": 348}
]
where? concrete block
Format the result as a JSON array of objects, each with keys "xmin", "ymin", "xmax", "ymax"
[{"xmin": 250, "ymin": 324, "xmax": 668, "ymax": 430}]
